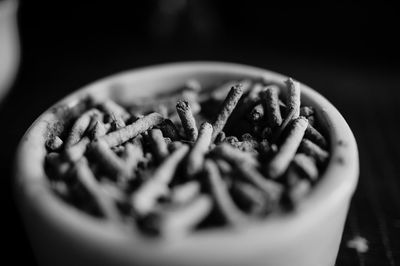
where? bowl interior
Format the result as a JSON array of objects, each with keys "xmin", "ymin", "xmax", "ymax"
[{"xmin": 15, "ymin": 62, "xmax": 359, "ymax": 264}]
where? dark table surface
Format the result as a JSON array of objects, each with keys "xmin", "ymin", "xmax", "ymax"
[{"xmin": 2, "ymin": 2, "xmax": 400, "ymax": 265}]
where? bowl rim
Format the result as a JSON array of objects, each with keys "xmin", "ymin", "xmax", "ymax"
[{"xmin": 14, "ymin": 61, "xmax": 359, "ymax": 260}]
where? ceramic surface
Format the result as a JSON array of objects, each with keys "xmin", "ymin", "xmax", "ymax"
[{"xmin": 15, "ymin": 62, "xmax": 359, "ymax": 266}]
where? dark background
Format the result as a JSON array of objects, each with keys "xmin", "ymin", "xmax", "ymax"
[{"xmin": 2, "ymin": 1, "xmax": 400, "ymax": 265}]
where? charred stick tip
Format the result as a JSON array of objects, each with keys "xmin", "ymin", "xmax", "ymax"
[
  {"xmin": 46, "ymin": 135, "xmax": 63, "ymax": 151},
  {"xmin": 176, "ymin": 100, "xmax": 198, "ymax": 142},
  {"xmin": 300, "ymin": 106, "xmax": 314, "ymax": 117},
  {"xmin": 248, "ymin": 104, "xmax": 264, "ymax": 122}
]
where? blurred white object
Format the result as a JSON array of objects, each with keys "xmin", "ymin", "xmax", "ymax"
[
  {"xmin": 346, "ymin": 235, "xmax": 369, "ymax": 253},
  {"xmin": 0, "ymin": 0, "xmax": 19, "ymax": 104}
]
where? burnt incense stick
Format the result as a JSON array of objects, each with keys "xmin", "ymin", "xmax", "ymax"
[
  {"xmin": 266, "ymin": 117, "xmax": 309, "ymax": 179},
  {"xmin": 99, "ymin": 112, "xmax": 164, "ymax": 147},
  {"xmin": 211, "ymin": 84, "xmax": 245, "ymax": 141},
  {"xmin": 260, "ymin": 85, "xmax": 282, "ymax": 128},
  {"xmin": 285, "ymin": 78, "xmax": 301, "ymax": 120},
  {"xmin": 65, "ymin": 109, "xmax": 102, "ymax": 147},
  {"xmin": 186, "ymin": 122, "xmax": 213, "ymax": 177},
  {"xmin": 176, "ymin": 100, "xmax": 198, "ymax": 142},
  {"xmin": 132, "ymin": 145, "xmax": 189, "ymax": 216},
  {"xmin": 204, "ymin": 159, "xmax": 248, "ymax": 226}
]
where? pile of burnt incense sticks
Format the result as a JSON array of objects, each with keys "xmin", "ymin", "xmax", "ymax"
[{"xmin": 45, "ymin": 77, "xmax": 330, "ymax": 237}]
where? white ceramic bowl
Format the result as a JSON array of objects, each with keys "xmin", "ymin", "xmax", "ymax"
[{"xmin": 15, "ymin": 62, "xmax": 359, "ymax": 266}]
